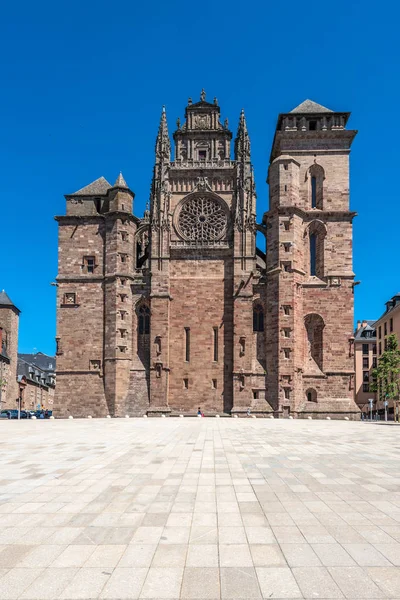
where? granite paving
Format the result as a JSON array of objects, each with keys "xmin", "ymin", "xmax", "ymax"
[{"xmin": 0, "ymin": 418, "xmax": 400, "ymax": 598}]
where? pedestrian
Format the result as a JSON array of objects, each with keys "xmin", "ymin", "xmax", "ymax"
[
  {"xmin": 197, "ymin": 407, "xmax": 201, "ymax": 416},
  {"xmin": 247, "ymin": 408, "xmax": 251, "ymax": 417}
]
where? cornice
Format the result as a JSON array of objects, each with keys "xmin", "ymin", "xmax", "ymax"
[{"xmin": 263, "ymin": 206, "xmax": 357, "ymax": 221}]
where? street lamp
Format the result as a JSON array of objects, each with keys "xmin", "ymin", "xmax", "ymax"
[
  {"xmin": 16, "ymin": 395, "xmax": 22, "ymax": 420},
  {"xmin": 369, "ymin": 398, "xmax": 374, "ymax": 422}
]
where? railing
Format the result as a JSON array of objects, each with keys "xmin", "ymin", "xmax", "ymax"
[
  {"xmin": 170, "ymin": 159, "xmax": 234, "ymax": 169},
  {"xmin": 170, "ymin": 240, "xmax": 231, "ymax": 248}
]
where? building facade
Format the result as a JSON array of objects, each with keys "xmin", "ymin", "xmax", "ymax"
[
  {"xmin": 354, "ymin": 320, "xmax": 377, "ymax": 413},
  {"xmin": 17, "ymin": 353, "xmax": 56, "ymax": 412},
  {"xmin": 373, "ymin": 292, "xmax": 400, "ymax": 419},
  {"xmin": 0, "ymin": 291, "xmax": 20, "ymax": 409},
  {"xmin": 54, "ymin": 93, "xmax": 360, "ymax": 419}
]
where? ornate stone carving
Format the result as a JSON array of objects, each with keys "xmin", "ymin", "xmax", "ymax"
[
  {"xmin": 329, "ymin": 276, "xmax": 341, "ymax": 287},
  {"xmin": 176, "ymin": 194, "xmax": 228, "ymax": 243},
  {"xmin": 194, "ymin": 114, "xmax": 210, "ymax": 129}
]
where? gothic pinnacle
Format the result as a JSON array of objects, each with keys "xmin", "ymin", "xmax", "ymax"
[
  {"xmin": 239, "ymin": 108, "xmax": 248, "ymax": 131},
  {"xmin": 155, "ymin": 104, "xmax": 171, "ymax": 160},
  {"xmin": 235, "ymin": 108, "xmax": 251, "ymax": 161}
]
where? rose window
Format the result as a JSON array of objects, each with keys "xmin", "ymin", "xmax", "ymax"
[{"xmin": 177, "ymin": 195, "xmax": 228, "ymax": 242}]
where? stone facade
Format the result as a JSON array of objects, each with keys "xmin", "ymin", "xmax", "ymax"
[
  {"xmin": 17, "ymin": 353, "xmax": 56, "ymax": 412},
  {"xmin": 0, "ymin": 291, "xmax": 20, "ymax": 409},
  {"xmin": 373, "ymin": 292, "xmax": 400, "ymax": 418},
  {"xmin": 54, "ymin": 94, "xmax": 360, "ymax": 419},
  {"xmin": 354, "ymin": 320, "xmax": 377, "ymax": 414}
]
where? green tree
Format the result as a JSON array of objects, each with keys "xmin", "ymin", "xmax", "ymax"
[{"xmin": 371, "ymin": 333, "xmax": 400, "ymax": 421}]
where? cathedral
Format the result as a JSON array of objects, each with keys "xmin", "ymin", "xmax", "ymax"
[{"xmin": 54, "ymin": 92, "xmax": 360, "ymax": 419}]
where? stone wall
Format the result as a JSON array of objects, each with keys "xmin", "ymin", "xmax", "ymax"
[
  {"xmin": 54, "ymin": 99, "xmax": 360, "ymax": 420},
  {"xmin": 0, "ymin": 306, "xmax": 19, "ymax": 408}
]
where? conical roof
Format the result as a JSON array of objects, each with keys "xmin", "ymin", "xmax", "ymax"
[
  {"xmin": 290, "ymin": 99, "xmax": 333, "ymax": 114},
  {"xmin": 0, "ymin": 290, "xmax": 14, "ymax": 306},
  {"xmin": 0, "ymin": 290, "xmax": 20, "ymax": 313},
  {"xmin": 72, "ymin": 176, "xmax": 112, "ymax": 195},
  {"xmin": 113, "ymin": 172, "xmax": 128, "ymax": 188}
]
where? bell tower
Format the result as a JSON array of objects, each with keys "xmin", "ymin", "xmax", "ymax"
[{"xmin": 264, "ymin": 99, "xmax": 360, "ymax": 418}]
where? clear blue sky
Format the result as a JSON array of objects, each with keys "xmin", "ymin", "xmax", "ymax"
[{"xmin": 1, "ymin": 0, "xmax": 398, "ymax": 354}]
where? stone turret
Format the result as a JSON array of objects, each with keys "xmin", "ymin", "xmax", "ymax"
[{"xmin": 0, "ymin": 291, "xmax": 20, "ymax": 409}]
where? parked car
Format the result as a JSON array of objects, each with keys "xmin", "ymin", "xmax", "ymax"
[{"xmin": 0, "ymin": 409, "xmax": 28, "ymax": 419}]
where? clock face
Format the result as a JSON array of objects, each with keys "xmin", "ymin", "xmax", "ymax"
[{"xmin": 177, "ymin": 195, "xmax": 228, "ymax": 243}]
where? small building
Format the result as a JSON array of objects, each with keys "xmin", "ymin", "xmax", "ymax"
[
  {"xmin": 17, "ymin": 353, "xmax": 56, "ymax": 411},
  {"xmin": 354, "ymin": 320, "xmax": 376, "ymax": 415},
  {"xmin": 373, "ymin": 292, "xmax": 400, "ymax": 419},
  {"xmin": 0, "ymin": 291, "xmax": 20, "ymax": 409}
]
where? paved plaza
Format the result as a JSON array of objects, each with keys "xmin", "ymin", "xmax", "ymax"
[{"xmin": 1, "ymin": 419, "xmax": 400, "ymax": 599}]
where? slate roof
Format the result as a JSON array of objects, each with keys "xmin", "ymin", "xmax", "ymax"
[
  {"xmin": 71, "ymin": 177, "xmax": 112, "ymax": 196},
  {"xmin": 0, "ymin": 290, "xmax": 20, "ymax": 313},
  {"xmin": 18, "ymin": 352, "xmax": 56, "ymax": 373},
  {"xmin": 375, "ymin": 293, "xmax": 400, "ymax": 323},
  {"xmin": 17, "ymin": 357, "xmax": 55, "ymax": 388},
  {"xmin": 0, "ymin": 290, "xmax": 14, "ymax": 306},
  {"xmin": 354, "ymin": 320, "xmax": 377, "ymax": 341},
  {"xmin": 290, "ymin": 99, "xmax": 333, "ymax": 114}
]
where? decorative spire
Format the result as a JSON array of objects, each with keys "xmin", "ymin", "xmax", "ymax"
[
  {"xmin": 234, "ymin": 109, "xmax": 251, "ymax": 161},
  {"xmin": 155, "ymin": 105, "xmax": 170, "ymax": 161},
  {"xmin": 114, "ymin": 172, "xmax": 128, "ymax": 188},
  {"xmin": 143, "ymin": 200, "xmax": 150, "ymax": 223},
  {"xmin": 200, "ymin": 89, "xmax": 206, "ymax": 102}
]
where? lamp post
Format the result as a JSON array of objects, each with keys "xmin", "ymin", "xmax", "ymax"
[{"xmin": 369, "ymin": 398, "xmax": 374, "ymax": 422}]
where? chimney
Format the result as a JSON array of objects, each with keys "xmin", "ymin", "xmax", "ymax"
[
  {"xmin": 356, "ymin": 320, "xmax": 361, "ymax": 331},
  {"xmin": 362, "ymin": 320, "xmax": 367, "ymax": 328}
]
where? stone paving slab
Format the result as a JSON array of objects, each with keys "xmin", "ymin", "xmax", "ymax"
[{"xmin": 1, "ymin": 418, "xmax": 400, "ymax": 598}]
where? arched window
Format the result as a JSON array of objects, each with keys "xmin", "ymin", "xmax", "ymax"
[
  {"xmin": 306, "ymin": 388, "xmax": 317, "ymax": 403},
  {"xmin": 304, "ymin": 314, "xmax": 325, "ymax": 372},
  {"xmin": 253, "ymin": 304, "xmax": 264, "ymax": 332},
  {"xmin": 311, "ymin": 177, "xmax": 317, "ymax": 208},
  {"xmin": 138, "ymin": 305, "xmax": 150, "ymax": 335},
  {"xmin": 305, "ymin": 221, "xmax": 327, "ymax": 279},
  {"xmin": 310, "ymin": 233, "xmax": 317, "ymax": 276},
  {"xmin": 308, "ymin": 164, "xmax": 325, "ymax": 209}
]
